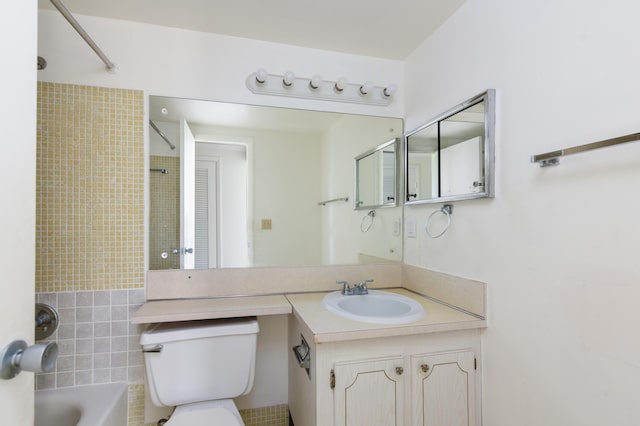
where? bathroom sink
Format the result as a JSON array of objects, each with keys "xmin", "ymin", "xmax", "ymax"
[{"xmin": 322, "ymin": 290, "xmax": 425, "ymax": 324}]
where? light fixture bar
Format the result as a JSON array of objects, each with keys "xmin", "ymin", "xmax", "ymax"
[{"xmin": 246, "ymin": 71, "xmax": 396, "ymax": 106}]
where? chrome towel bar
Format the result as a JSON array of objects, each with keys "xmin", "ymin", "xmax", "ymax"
[
  {"xmin": 318, "ymin": 197, "xmax": 349, "ymax": 206},
  {"xmin": 531, "ymin": 132, "xmax": 640, "ymax": 167}
]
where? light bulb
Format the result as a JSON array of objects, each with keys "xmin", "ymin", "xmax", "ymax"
[
  {"xmin": 334, "ymin": 77, "xmax": 348, "ymax": 92},
  {"xmin": 255, "ymin": 68, "xmax": 268, "ymax": 84},
  {"xmin": 359, "ymin": 81, "xmax": 373, "ymax": 95},
  {"xmin": 309, "ymin": 74, "xmax": 322, "ymax": 90},
  {"xmin": 283, "ymin": 71, "xmax": 295, "ymax": 87},
  {"xmin": 383, "ymin": 84, "xmax": 397, "ymax": 97}
]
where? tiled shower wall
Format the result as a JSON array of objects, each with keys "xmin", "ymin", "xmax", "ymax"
[
  {"xmin": 36, "ymin": 82, "xmax": 146, "ymax": 425},
  {"xmin": 149, "ymin": 155, "xmax": 180, "ymax": 270}
]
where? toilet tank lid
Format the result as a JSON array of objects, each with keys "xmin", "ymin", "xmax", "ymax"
[{"xmin": 140, "ymin": 317, "xmax": 259, "ymax": 346}]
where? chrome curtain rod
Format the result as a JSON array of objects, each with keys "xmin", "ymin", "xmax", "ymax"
[
  {"xmin": 531, "ymin": 132, "xmax": 640, "ymax": 167},
  {"xmin": 149, "ymin": 120, "xmax": 177, "ymax": 150},
  {"xmin": 318, "ymin": 197, "xmax": 349, "ymax": 206},
  {"xmin": 49, "ymin": 0, "xmax": 117, "ymax": 72}
]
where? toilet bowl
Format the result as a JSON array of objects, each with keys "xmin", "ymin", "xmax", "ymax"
[
  {"xmin": 165, "ymin": 400, "xmax": 243, "ymax": 426},
  {"xmin": 141, "ymin": 317, "xmax": 259, "ymax": 426}
]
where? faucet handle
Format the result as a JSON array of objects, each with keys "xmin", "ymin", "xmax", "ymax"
[
  {"xmin": 336, "ymin": 280, "xmax": 351, "ymax": 294},
  {"xmin": 359, "ymin": 279, "xmax": 374, "ymax": 288}
]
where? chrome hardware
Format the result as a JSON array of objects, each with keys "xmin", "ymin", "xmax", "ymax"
[
  {"xmin": 337, "ymin": 279, "xmax": 372, "ymax": 296},
  {"xmin": 336, "ymin": 280, "xmax": 351, "ymax": 295},
  {"xmin": 0, "ymin": 340, "xmax": 58, "ymax": 380},
  {"xmin": 330, "ymin": 369, "xmax": 335, "ymax": 389},
  {"xmin": 142, "ymin": 344, "xmax": 164, "ymax": 353},
  {"xmin": 35, "ymin": 303, "xmax": 59, "ymax": 341},
  {"xmin": 421, "ymin": 364, "xmax": 430, "ymax": 373},
  {"xmin": 292, "ymin": 334, "xmax": 311, "ymax": 377},
  {"xmin": 395, "ymin": 366, "xmax": 404, "ymax": 375},
  {"xmin": 355, "ymin": 279, "xmax": 373, "ymax": 295},
  {"xmin": 473, "ymin": 181, "xmax": 484, "ymax": 187},
  {"xmin": 172, "ymin": 247, "xmax": 194, "ymax": 255}
]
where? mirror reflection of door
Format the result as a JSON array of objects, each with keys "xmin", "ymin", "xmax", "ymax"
[
  {"xmin": 194, "ymin": 157, "xmax": 218, "ymax": 269},
  {"xmin": 194, "ymin": 142, "xmax": 249, "ymax": 269},
  {"xmin": 149, "ymin": 119, "xmax": 250, "ymax": 270},
  {"xmin": 439, "ymin": 101, "xmax": 485, "ymax": 197},
  {"xmin": 180, "ymin": 119, "xmax": 196, "ymax": 269}
]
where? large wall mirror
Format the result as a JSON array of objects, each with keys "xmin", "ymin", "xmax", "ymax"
[
  {"xmin": 149, "ymin": 96, "xmax": 403, "ymax": 270},
  {"xmin": 405, "ymin": 90, "xmax": 495, "ymax": 204}
]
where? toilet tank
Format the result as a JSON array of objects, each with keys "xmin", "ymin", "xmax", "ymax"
[{"xmin": 141, "ymin": 317, "xmax": 259, "ymax": 407}]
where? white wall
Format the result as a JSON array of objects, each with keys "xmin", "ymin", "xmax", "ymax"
[
  {"xmin": 37, "ymin": 10, "xmax": 403, "ymax": 117},
  {"xmin": 321, "ymin": 115, "xmax": 403, "ymax": 264},
  {"xmin": 404, "ymin": 1, "xmax": 640, "ymax": 425},
  {"xmin": 0, "ymin": 1, "xmax": 37, "ymax": 424}
]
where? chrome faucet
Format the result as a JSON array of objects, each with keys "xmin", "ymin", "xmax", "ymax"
[{"xmin": 336, "ymin": 279, "xmax": 373, "ymax": 295}]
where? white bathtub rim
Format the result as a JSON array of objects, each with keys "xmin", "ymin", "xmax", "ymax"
[{"xmin": 35, "ymin": 382, "xmax": 128, "ymax": 426}]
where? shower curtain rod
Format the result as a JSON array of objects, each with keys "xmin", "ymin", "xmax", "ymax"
[
  {"xmin": 149, "ymin": 120, "xmax": 177, "ymax": 150},
  {"xmin": 49, "ymin": 0, "xmax": 117, "ymax": 72}
]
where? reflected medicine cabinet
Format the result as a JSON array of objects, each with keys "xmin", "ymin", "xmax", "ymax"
[
  {"xmin": 354, "ymin": 138, "xmax": 400, "ymax": 210},
  {"xmin": 405, "ymin": 90, "xmax": 495, "ymax": 204}
]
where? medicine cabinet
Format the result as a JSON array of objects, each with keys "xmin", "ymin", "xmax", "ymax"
[
  {"xmin": 405, "ymin": 90, "xmax": 495, "ymax": 204},
  {"xmin": 354, "ymin": 138, "xmax": 399, "ymax": 210}
]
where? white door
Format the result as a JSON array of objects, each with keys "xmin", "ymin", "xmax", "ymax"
[
  {"xmin": 0, "ymin": 1, "xmax": 36, "ymax": 423},
  {"xmin": 194, "ymin": 158, "xmax": 219, "ymax": 268},
  {"xmin": 180, "ymin": 119, "xmax": 196, "ymax": 269}
]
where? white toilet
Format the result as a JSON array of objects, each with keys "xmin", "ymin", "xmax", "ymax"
[{"xmin": 141, "ymin": 317, "xmax": 260, "ymax": 425}]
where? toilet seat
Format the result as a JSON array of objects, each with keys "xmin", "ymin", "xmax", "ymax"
[{"xmin": 165, "ymin": 400, "xmax": 244, "ymax": 426}]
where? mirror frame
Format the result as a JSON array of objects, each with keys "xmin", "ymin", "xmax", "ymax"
[
  {"xmin": 404, "ymin": 89, "xmax": 495, "ymax": 205},
  {"xmin": 354, "ymin": 137, "xmax": 400, "ymax": 210}
]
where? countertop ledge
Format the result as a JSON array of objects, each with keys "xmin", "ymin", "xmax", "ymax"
[
  {"xmin": 131, "ymin": 289, "xmax": 485, "ymax": 344},
  {"xmin": 131, "ymin": 295, "xmax": 292, "ymax": 324}
]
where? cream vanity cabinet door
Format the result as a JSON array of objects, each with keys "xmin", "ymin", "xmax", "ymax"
[
  {"xmin": 333, "ymin": 356, "xmax": 405, "ymax": 426},
  {"xmin": 410, "ymin": 350, "xmax": 476, "ymax": 426}
]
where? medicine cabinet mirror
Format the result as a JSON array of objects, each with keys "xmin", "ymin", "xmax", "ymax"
[
  {"xmin": 354, "ymin": 138, "xmax": 399, "ymax": 210},
  {"xmin": 405, "ymin": 89, "xmax": 495, "ymax": 204}
]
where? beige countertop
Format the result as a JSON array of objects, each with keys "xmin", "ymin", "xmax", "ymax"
[
  {"xmin": 131, "ymin": 295, "xmax": 292, "ymax": 324},
  {"xmin": 131, "ymin": 288, "xmax": 485, "ymax": 344},
  {"xmin": 286, "ymin": 288, "xmax": 486, "ymax": 344}
]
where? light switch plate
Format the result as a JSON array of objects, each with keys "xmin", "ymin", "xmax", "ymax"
[{"xmin": 406, "ymin": 218, "xmax": 416, "ymax": 238}]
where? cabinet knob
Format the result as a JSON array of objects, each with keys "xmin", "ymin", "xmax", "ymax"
[
  {"xmin": 395, "ymin": 366, "xmax": 403, "ymax": 375},
  {"xmin": 421, "ymin": 364, "xmax": 430, "ymax": 373}
]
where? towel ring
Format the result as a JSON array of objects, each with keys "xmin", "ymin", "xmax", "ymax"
[
  {"xmin": 361, "ymin": 210, "xmax": 376, "ymax": 233},
  {"xmin": 425, "ymin": 204, "xmax": 453, "ymax": 238}
]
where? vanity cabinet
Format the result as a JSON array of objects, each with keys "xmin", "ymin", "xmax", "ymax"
[
  {"xmin": 411, "ymin": 350, "xmax": 476, "ymax": 426},
  {"xmin": 333, "ymin": 356, "xmax": 405, "ymax": 426},
  {"xmin": 288, "ymin": 315, "xmax": 482, "ymax": 426}
]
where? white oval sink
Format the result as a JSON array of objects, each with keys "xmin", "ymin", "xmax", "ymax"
[{"xmin": 322, "ymin": 290, "xmax": 425, "ymax": 324}]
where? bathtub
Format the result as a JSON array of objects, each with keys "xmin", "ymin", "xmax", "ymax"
[{"xmin": 35, "ymin": 383, "xmax": 128, "ymax": 426}]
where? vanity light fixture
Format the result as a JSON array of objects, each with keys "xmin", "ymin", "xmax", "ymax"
[
  {"xmin": 383, "ymin": 84, "xmax": 397, "ymax": 98},
  {"xmin": 359, "ymin": 81, "xmax": 373, "ymax": 95},
  {"xmin": 283, "ymin": 71, "xmax": 296, "ymax": 87},
  {"xmin": 255, "ymin": 68, "xmax": 268, "ymax": 84},
  {"xmin": 334, "ymin": 77, "xmax": 348, "ymax": 92},
  {"xmin": 309, "ymin": 74, "xmax": 322, "ymax": 90},
  {"xmin": 246, "ymin": 69, "xmax": 396, "ymax": 106}
]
